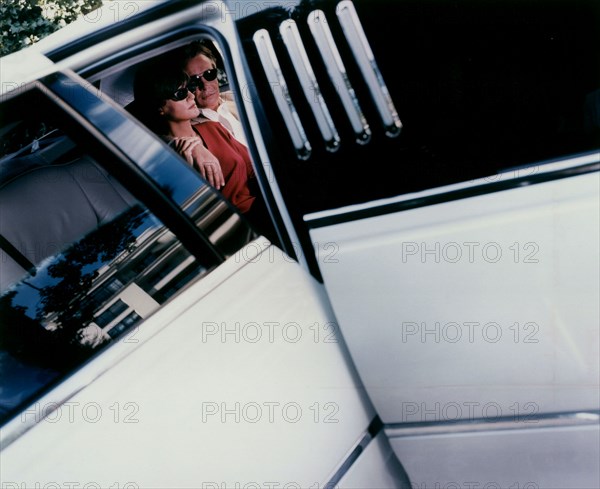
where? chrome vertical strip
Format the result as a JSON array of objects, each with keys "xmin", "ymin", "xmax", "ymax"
[
  {"xmin": 336, "ymin": 0, "xmax": 402, "ymax": 137},
  {"xmin": 252, "ymin": 29, "xmax": 312, "ymax": 160},
  {"xmin": 307, "ymin": 9, "xmax": 371, "ymax": 145},
  {"xmin": 279, "ymin": 19, "xmax": 341, "ymax": 152}
]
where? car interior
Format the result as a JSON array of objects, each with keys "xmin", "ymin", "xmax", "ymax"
[
  {"xmin": 0, "ymin": 142, "xmax": 137, "ymax": 289},
  {"xmin": 0, "ymin": 37, "xmax": 234, "ymax": 293},
  {"xmin": 0, "ymin": 94, "xmax": 138, "ymax": 288},
  {"xmin": 96, "ymin": 38, "xmax": 229, "ymax": 114}
]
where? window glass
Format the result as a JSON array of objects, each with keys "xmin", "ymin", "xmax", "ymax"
[
  {"xmin": 94, "ymin": 299, "xmax": 129, "ymax": 327},
  {"xmin": 89, "ymin": 37, "xmax": 279, "ymax": 244},
  {"xmin": 0, "ymin": 88, "xmax": 220, "ymax": 425}
]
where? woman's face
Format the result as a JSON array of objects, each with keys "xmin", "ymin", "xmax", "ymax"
[
  {"xmin": 184, "ymin": 54, "xmax": 220, "ymax": 111},
  {"xmin": 159, "ymin": 88, "xmax": 200, "ymax": 122}
]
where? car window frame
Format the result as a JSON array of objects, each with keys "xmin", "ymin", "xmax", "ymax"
[
  {"xmin": 40, "ymin": 70, "xmax": 236, "ymax": 262},
  {"xmin": 0, "ymin": 72, "xmax": 258, "ymax": 434},
  {"xmin": 68, "ymin": 23, "xmax": 297, "ymax": 261}
]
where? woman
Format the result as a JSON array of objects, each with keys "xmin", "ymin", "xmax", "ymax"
[{"xmin": 131, "ymin": 59, "xmax": 273, "ymax": 233}]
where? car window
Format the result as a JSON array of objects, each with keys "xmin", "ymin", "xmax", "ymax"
[
  {"xmin": 0, "ymin": 84, "xmax": 251, "ymax": 426},
  {"xmin": 83, "ymin": 36, "xmax": 282, "ymax": 245},
  {"xmin": 98, "ymin": 39, "xmax": 230, "ymax": 109}
]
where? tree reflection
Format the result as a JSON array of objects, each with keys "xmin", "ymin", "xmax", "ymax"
[
  {"xmin": 38, "ymin": 206, "xmax": 146, "ymax": 339},
  {"xmin": 0, "ymin": 207, "xmax": 149, "ymax": 423},
  {"xmin": 1, "ymin": 206, "xmax": 146, "ymax": 371},
  {"xmin": 0, "ymin": 290, "xmax": 65, "ymax": 367}
]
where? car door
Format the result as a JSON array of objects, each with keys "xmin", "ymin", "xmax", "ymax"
[
  {"xmin": 3, "ymin": 0, "xmax": 597, "ymax": 486},
  {"xmin": 232, "ymin": 0, "xmax": 600, "ymax": 487},
  {"xmin": 0, "ymin": 59, "xmax": 408, "ymax": 488}
]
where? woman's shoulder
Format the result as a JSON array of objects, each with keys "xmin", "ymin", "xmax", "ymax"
[{"xmin": 193, "ymin": 120, "xmax": 231, "ymax": 138}]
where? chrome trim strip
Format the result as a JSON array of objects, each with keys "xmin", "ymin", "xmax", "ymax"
[
  {"xmin": 252, "ymin": 28, "xmax": 312, "ymax": 160},
  {"xmin": 304, "ymin": 151, "xmax": 600, "ymax": 223},
  {"xmin": 307, "ymin": 9, "xmax": 371, "ymax": 145},
  {"xmin": 324, "ymin": 416, "xmax": 382, "ymax": 487},
  {"xmin": 336, "ymin": 0, "xmax": 402, "ymax": 137},
  {"xmin": 385, "ymin": 411, "xmax": 600, "ymax": 438},
  {"xmin": 280, "ymin": 19, "xmax": 341, "ymax": 152}
]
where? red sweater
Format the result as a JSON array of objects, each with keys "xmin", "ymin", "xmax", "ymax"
[{"xmin": 193, "ymin": 121, "xmax": 255, "ymax": 214}]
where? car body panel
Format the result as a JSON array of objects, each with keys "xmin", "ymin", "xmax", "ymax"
[
  {"xmin": 391, "ymin": 424, "xmax": 600, "ymax": 489},
  {"xmin": 1, "ymin": 242, "xmax": 375, "ymax": 487},
  {"xmin": 308, "ymin": 165, "xmax": 600, "ymax": 420},
  {"xmin": 1, "ymin": 0, "xmax": 599, "ymax": 486},
  {"xmin": 0, "ymin": 49, "xmax": 56, "ymax": 90},
  {"xmin": 308, "ymin": 161, "xmax": 600, "ymax": 484},
  {"xmin": 0, "ymin": 7, "xmax": 393, "ymax": 482}
]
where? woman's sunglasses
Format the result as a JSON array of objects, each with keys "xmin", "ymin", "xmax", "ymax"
[
  {"xmin": 170, "ymin": 86, "xmax": 194, "ymax": 101},
  {"xmin": 187, "ymin": 68, "xmax": 218, "ymax": 90}
]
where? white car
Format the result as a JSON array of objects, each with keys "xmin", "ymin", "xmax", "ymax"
[{"xmin": 0, "ymin": 1, "xmax": 598, "ymax": 488}]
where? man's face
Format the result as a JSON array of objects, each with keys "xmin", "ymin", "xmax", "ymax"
[{"xmin": 184, "ymin": 54, "xmax": 220, "ymax": 111}]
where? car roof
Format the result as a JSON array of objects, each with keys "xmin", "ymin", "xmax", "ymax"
[
  {"xmin": 0, "ymin": 48, "xmax": 56, "ymax": 91},
  {"xmin": 33, "ymin": 1, "xmax": 167, "ymax": 55},
  {"xmin": 0, "ymin": 1, "xmax": 168, "ymax": 92}
]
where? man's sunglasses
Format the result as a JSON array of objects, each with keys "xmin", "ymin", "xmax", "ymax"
[
  {"xmin": 187, "ymin": 68, "xmax": 218, "ymax": 90},
  {"xmin": 170, "ymin": 68, "xmax": 218, "ymax": 101}
]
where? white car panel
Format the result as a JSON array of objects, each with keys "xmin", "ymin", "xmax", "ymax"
[
  {"xmin": 310, "ymin": 170, "xmax": 600, "ymax": 422},
  {"xmin": 2, "ymin": 0, "xmax": 598, "ymax": 485},
  {"xmin": 390, "ymin": 424, "xmax": 600, "ymax": 489},
  {"xmin": 0, "ymin": 49, "xmax": 56, "ymax": 92},
  {"xmin": 26, "ymin": 1, "xmax": 164, "ymax": 56},
  {"xmin": 1, "ymin": 242, "xmax": 375, "ymax": 487}
]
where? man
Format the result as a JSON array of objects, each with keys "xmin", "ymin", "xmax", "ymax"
[{"xmin": 180, "ymin": 41, "xmax": 248, "ymax": 147}]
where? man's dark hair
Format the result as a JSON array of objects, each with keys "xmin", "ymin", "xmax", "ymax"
[{"xmin": 179, "ymin": 40, "xmax": 218, "ymax": 66}]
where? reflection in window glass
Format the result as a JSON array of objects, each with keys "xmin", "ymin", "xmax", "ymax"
[
  {"xmin": 0, "ymin": 199, "xmax": 208, "ymax": 424},
  {"xmin": 95, "ymin": 299, "xmax": 129, "ymax": 327},
  {"xmin": 107, "ymin": 311, "xmax": 142, "ymax": 338},
  {"xmin": 0, "ymin": 94, "xmax": 215, "ymax": 425}
]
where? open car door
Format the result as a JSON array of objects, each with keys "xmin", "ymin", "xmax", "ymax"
[{"xmin": 236, "ymin": 0, "xmax": 600, "ymax": 487}]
